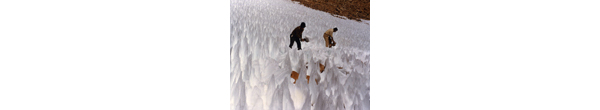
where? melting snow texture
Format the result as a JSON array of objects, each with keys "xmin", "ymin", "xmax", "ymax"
[{"xmin": 231, "ymin": 0, "xmax": 370, "ymax": 109}]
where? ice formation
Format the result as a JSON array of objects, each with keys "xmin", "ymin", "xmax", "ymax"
[{"xmin": 231, "ymin": 0, "xmax": 370, "ymax": 109}]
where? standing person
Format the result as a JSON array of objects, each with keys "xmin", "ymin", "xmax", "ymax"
[
  {"xmin": 323, "ymin": 27, "xmax": 338, "ymax": 48},
  {"xmin": 289, "ymin": 22, "xmax": 308, "ymax": 50}
]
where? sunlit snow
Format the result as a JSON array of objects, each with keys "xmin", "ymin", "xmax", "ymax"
[{"xmin": 231, "ymin": 0, "xmax": 370, "ymax": 109}]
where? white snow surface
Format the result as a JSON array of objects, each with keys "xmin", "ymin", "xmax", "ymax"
[{"xmin": 230, "ymin": 0, "xmax": 370, "ymax": 109}]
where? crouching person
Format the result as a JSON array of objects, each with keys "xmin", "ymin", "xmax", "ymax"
[{"xmin": 323, "ymin": 27, "xmax": 338, "ymax": 48}]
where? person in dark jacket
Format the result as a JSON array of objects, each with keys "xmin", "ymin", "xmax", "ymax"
[{"xmin": 289, "ymin": 22, "xmax": 308, "ymax": 50}]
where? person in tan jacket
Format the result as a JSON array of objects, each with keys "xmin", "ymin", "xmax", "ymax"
[
  {"xmin": 323, "ymin": 27, "xmax": 338, "ymax": 48},
  {"xmin": 289, "ymin": 22, "xmax": 308, "ymax": 50}
]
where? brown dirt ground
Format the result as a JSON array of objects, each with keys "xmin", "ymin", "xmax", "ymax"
[{"xmin": 291, "ymin": 0, "xmax": 369, "ymax": 22}]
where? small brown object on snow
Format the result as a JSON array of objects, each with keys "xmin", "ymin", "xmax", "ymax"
[
  {"xmin": 306, "ymin": 62, "xmax": 309, "ymax": 69},
  {"xmin": 319, "ymin": 63, "xmax": 325, "ymax": 73},
  {"xmin": 302, "ymin": 38, "xmax": 309, "ymax": 42},
  {"xmin": 306, "ymin": 75, "xmax": 310, "ymax": 84},
  {"xmin": 291, "ymin": 71, "xmax": 299, "ymax": 84},
  {"xmin": 338, "ymin": 67, "xmax": 343, "ymax": 69},
  {"xmin": 290, "ymin": 71, "xmax": 312, "ymax": 84}
]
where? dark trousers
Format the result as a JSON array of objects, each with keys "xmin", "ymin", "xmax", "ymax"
[
  {"xmin": 328, "ymin": 37, "xmax": 333, "ymax": 45},
  {"xmin": 289, "ymin": 36, "xmax": 301, "ymax": 50}
]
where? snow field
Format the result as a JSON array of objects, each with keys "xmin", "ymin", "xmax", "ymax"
[{"xmin": 231, "ymin": 0, "xmax": 370, "ymax": 109}]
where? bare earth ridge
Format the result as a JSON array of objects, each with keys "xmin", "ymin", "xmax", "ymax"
[{"xmin": 291, "ymin": 0, "xmax": 370, "ymax": 21}]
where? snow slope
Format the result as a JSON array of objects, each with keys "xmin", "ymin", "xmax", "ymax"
[{"xmin": 230, "ymin": 0, "xmax": 370, "ymax": 109}]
